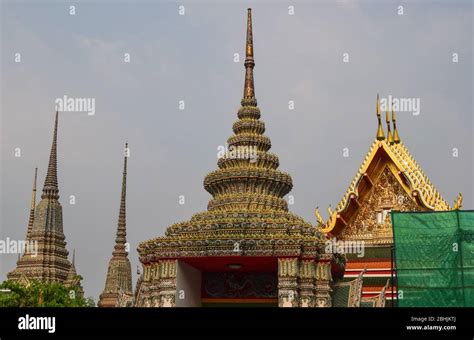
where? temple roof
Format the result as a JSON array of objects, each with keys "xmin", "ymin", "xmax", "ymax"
[
  {"xmin": 335, "ymin": 140, "xmax": 450, "ymax": 214},
  {"xmin": 317, "ymin": 96, "xmax": 461, "ymax": 235}
]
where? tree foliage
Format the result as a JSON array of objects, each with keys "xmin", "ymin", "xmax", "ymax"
[{"xmin": 0, "ymin": 280, "xmax": 95, "ymax": 307}]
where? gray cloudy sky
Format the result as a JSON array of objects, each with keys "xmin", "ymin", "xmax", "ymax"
[{"xmin": 1, "ymin": 0, "xmax": 472, "ymax": 300}]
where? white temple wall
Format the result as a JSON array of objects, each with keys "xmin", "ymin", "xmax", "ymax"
[{"xmin": 176, "ymin": 260, "xmax": 202, "ymax": 307}]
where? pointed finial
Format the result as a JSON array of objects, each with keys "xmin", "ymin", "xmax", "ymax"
[
  {"xmin": 392, "ymin": 107, "xmax": 400, "ymax": 144},
  {"xmin": 42, "ymin": 111, "xmax": 59, "ymax": 199},
  {"xmin": 376, "ymin": 94, "xmax": 385, "ymax": 140},
  {"xmin": 26, "ymin": 167, "xmax": 38, "ymax": 240},
  {"xmin": 113, "ymin": 143, "xmax": 128, "ymax": 257},
  {"xmin": 31, "ymin": 167, "xmax": 38, "ymax": 209},
  {"xmin": 453, "ymin": 193, "xmax": 463, "ymax": 210},
  {"xmin": 246, "ymin": 8, "xmax": 254, "ymax": 59},
  {"xmin": 315, "ymin": 207, "xmax": 325, "ymax": 225},
  {"xmin": 386, "ymin": 107, "xmax": 394, "ymax": 145},
  {"xmin": 243, "ymin": 8, "xmax": 256, "ymax": 101}
]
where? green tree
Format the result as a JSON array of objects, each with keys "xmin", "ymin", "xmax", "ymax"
[{"xmin": 0, "ymin": 280, "xmax": 95, "ymax": 307}]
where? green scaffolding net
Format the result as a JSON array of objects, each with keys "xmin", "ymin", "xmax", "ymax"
[{"xmin": 392, "ymin": 211, "xmax": 474, "ymax": 307}]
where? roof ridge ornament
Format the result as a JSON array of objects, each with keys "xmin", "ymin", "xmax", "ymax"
[
  {"xmin": 386, "ymin": 107, "xmax": 394, "ymax": 145},
  {"xmin": 376, "ymin": 94, "xmax": 385, "ymax": 140},
  {"xmin": 392, "ymin": 107, "xmax": 400, "ymax": 144},
  {"xmin": 453, "ymin": 193, "xmax": 463, "ymax": 210}
]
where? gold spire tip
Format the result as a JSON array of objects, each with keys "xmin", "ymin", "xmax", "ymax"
[
  {"xmin": 376, "ymin": 94, "xmax": 385, "ymax": 140},
  {"xmin": 392, "ymin": 107, "xmax": 400, "ymax": 144},
  {"xmin": 243, "ymin": 8, "xmax": 255, "ymax": 100},
  {"xmin": 386, "ymin": 108, "xmax": 394, "ymax": 144},
  {"xmin": 376, "ymin": 93, "xmax": 380, "ymax": 116}
]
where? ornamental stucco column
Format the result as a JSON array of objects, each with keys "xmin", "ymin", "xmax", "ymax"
[
  {"xmin": 315, "ymin": 255, "xmax": 333, "ymax": 307},
  {"xmin": 298, "ymin": 259, "xmax": 316, "ymax": 307},
  {"xmin": 278, "ymin": 258, "xmax": 299, "ymax": 307},
  {"xmin": 158, "ymin": 260, "xmax": 177, "ymax": 307}
]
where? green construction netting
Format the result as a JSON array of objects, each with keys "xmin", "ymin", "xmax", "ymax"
[{"xmin": 392, "ymin": 211, "xmax": 474, "ymax": 307}]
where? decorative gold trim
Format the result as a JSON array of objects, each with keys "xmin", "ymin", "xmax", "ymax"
[{"xmin": 318, "ymin": 135, "xmax": 455, "ymax": 234}]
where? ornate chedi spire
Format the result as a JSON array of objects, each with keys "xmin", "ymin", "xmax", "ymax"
[
  {"xmin": 98, "ymin": 143, "xmax": 133, "ymax": 308},
  {"xmin": 8, "ymin": 112, "xmax": 80, "ymax": 290},
  {"xmin": 376, "ymin": 94, "xmax": 385, "ymax": 140},
  {"xmin": 113, "ymin": 143, "xmax": 128, "ymax": 257},
  {"xmin": 202, "ymin": 7, "xmax": 294, "ymax": 214},
  {"xmin": 26, "ymin": 167, "xmax": 38, "ymax": 242},
  {"xmin": 68, "ymin": 250, "xmax": 77, "ymax": 280},
  {"xmin": 65, "ymin": 250, "xmax": 81, "ymax": 290},
  {"xmin": 42, "ymin": 111, "xmax": 59, "ymax": 200},
  {"xmin": 137, "ymin": 7, "xmax": 319, "ymax": 241},
  {"xmin": 135, "ymin": 9, "xmax": 339, "ymax": 308}
]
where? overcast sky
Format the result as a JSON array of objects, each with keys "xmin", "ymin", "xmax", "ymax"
[{"xmin": 1, "ymin": 0, "xmax": 472, "ymax": 301}]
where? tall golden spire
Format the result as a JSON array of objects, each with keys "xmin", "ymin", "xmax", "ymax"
[
  {"xmin": 392, "ymin": 107, "xmax": 400, "ymax": 144},
  {"xmin": 26, "ymin": 167, "xmax": 38, "ymax": 241},
  {"xmin": 376, "ymin": 94, "xmax": 385, "ymax": 140},
  {"xmin": 386, "ymin": 108, "xmax": 394, "ymax": 145},
  {"xmin": 42, "ymin": 111, "xmax": 59, "ymax": 199},
  {"xmin": 113, "ymin": 143, "xmax": 128, "ymax": 257},
  {"xmin": 243, "ymin": 8, "xmax": 256, "ymax": 101}
]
